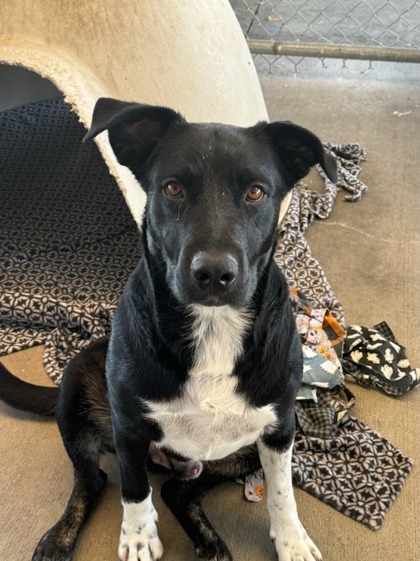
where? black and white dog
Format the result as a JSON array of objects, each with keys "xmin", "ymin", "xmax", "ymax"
[{"xmin": 0, "ymin": 98, "xmax": 336, "ymax": 561}]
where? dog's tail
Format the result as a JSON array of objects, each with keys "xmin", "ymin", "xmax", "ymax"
[{"xmin": 0, "ymin": 362, "xmax": 58, "ymax": 416}]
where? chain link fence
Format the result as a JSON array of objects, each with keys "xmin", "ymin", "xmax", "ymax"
[{"xmin": 230, "ymin": 0, "xmax": 420, "ymax": 74}]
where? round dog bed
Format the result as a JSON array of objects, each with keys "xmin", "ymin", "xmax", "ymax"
[{"xmin": 0, "ymin": 0, "xmax": 288, "ymax": 225}]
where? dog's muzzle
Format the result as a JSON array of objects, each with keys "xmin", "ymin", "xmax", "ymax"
[
  {"xmin": 171, "ymin": 247, "xmax": 250, "ymax": 307},
  {"xmin": 190, "ymin": 251, "xmax": 238, "ymax": 294}
]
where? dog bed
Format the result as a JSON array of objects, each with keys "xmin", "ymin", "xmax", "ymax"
[{"xmin": 0, "ymin": 0, "xmax": 273, "ymax": 226}]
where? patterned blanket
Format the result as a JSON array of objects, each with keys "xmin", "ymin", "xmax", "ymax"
[{"xmin": 0, "ymin": 99, "xmax": 139, "ymax": 382}]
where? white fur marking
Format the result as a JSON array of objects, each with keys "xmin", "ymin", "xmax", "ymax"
[
  {"xmin": 188, "ymin": 304, "xmax": 251, "ymax": 375},
  {"xmin": 118, "ymin": 489, "xmax": 163, "ymax": 561},
  {"xmin": 257, "ymin": 439, "xmax": 322, "ymax": 561},
  {"xmin": 144, "ymin": 305, "xmax": 277, "ymax": 461}
]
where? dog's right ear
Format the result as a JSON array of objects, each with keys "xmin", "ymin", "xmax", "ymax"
[{"xmin": 83, "ymin": 98, "xmax": 185, "ymax": 173}]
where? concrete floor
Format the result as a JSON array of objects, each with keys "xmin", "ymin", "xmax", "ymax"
[{"xmin": 0, "ymin": 65, "xmax": 419, "ymax": 560}]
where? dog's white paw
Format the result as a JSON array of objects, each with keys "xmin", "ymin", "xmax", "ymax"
[
  {"xmin": 270, "ymin": 521, "xmax": 322, "ymax": 561},
  {"xmin": 118, "ymin": 495, "xmax": 164, "ymax": 561}
]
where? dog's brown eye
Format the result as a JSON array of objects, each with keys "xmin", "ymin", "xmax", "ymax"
[
  {"xmin": 246, "ymin": 185, "xmax": 264, "ymax": 202},
  {"xmin": 164, "ymin": 181, "xmax": 183, "ymax": 198}
]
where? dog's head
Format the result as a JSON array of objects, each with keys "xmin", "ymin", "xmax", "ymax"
[{"xmin": 85, "ymin": 98, "xmax": 336, "ymax": 308}]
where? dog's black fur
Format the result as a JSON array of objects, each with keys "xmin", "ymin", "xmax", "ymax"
[{"xmin": 0, "ymin": 99, "xmax": 336, "ymax": 561}]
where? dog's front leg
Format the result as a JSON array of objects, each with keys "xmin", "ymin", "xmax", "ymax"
[
  {"xmin": 257, "ymin": 434, "xmax": 322, "ymax": 561},
  {"xmin": 114, "ymin": 435, "xmax": 164, "ymax": 561}
]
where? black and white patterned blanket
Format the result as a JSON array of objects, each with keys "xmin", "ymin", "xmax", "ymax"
[{"xmin": 0, "ymin": 99, "xmax": 140, "ymax": 382}]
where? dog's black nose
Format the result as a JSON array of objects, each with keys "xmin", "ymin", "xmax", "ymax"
[{"xmin": 191, "ymin": 251, "xmax": 238, "ymax": 293}]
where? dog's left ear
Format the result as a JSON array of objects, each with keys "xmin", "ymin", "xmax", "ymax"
[
  {"xmin": 264, "ymin": 121, "xmax": 337, "ymax": 185},
  {"xmin": 83, "ymin": 97, "xmax": 185, "ymax": 173}
]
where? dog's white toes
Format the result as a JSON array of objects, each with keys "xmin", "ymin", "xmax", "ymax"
[
  {"xmin": 149, "ymin": 536, "xmax": 164, "ymax": 560},
  {"xmin": 118, "ymin": 514, "xmax": 163, "ymax": 561},
  {"xmin": 272, "ymin": 526, "xmax": 322, "ymax": 561},
  {"xmin": 276, "ymin": 542, "xmax": 322, "ymax": 561},
  {"xmin": 307, "ymin": 538, "xmax": 322, "ymax": 561},
  {"xmin": 118, "ymin": 534, "xmax": 163, "ymax": 561}
]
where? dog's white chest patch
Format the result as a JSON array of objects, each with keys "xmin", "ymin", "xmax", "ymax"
[{"xmin": 144, "ymin": 305, "xmax": 277, "ymax": 460}]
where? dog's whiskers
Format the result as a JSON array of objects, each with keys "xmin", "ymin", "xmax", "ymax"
[{"xmin": 150, "ymin": 259, "xmax": 167, "ymax": 276}]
